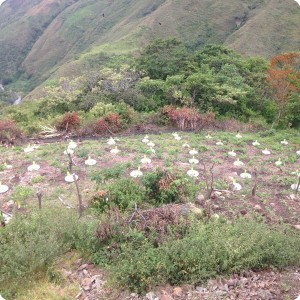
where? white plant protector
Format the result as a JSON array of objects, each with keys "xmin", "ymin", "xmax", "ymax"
[
  {"xmin": 85, "ymin": 157, "xmax": 97, "ymax": 166},
  {"xmin": 27, "ymin": 162, "xmax": 40, "ymax": 171},
  {"xmin": 0, "ymin": 182, "xmax": 9, "ymax": 194},
  {"xmin": 65, "ymin": 173, "xmax": 78, "ymax": 183},
  {"xmin": 130, "ymin": 167, "xmax": 143, "ymax": 178}
]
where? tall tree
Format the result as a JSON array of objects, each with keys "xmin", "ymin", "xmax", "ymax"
[
  {"xmin": 137, "ymin": 38, "xmax": 192, "ymax": 80},
  {"xmin": 266, "ymin": 53, "xmax": 300, "ymax": 127}
]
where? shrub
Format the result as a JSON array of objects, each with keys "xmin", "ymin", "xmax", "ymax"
[
  {"xmin": 90, "ymin": 190, "xmax": 110, "ymax": 213},
  {"xmin": 93, "ymin": 117, "xmax": 109, "ymax": 134},
  {"xmin": 142, "ymin": 169, "xmax": 197, "ymax": 205},
  {"xmin": 110, "ymin": 218, "xmax": 300, "ymax": 293},
  {"xmin": 104, "ymin": 112, "xmax": 122, "ymax": 132},
  {"xmin": 101, "ymin": 163, "xmax": 127, "ymax": 181},
  {"xmin": 162, "ymin": 106, "xmax": 200, "ymax": 130},
  {"xmin": 89, "ymin": 102, "xmax": 116, "ymax": 117},
  {"xmin": 0, "ymin": 209, "xmax": 82, "ymax": 298},
  {"xmin": 11, "ymin": 186, "xmax": 35, "ymax": 207},
  {"xmin": 56, "ymin": 112, "xmax": 80, "ymax": 132},
  {"xmin": 95, "ymin": 205, "xmax": 189, "ymax": 248},
  {"xmin": 90, "ymin": 178, "xmax": 145, "ymax": 212},
  {"xmin": 93, "ymin": 113, "xmax": 122, "ymax": 134},
  {"xmin": 108, "ymin": 178, "xmax": 146, "ymax": 211},
  {"xmin": 162, "ymin": 106, "xmax": 215, "ymax": 130},
  {"xmin": 0, "ymin": 119, "xmax": 22, "ymax": 145}
]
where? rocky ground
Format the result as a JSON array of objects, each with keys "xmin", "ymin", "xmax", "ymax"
[{"xmin": 64, "ymin": 257, "xmax": 300, "ymax": 300}]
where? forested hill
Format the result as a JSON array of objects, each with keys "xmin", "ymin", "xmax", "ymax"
[{"xmin": 0, "ymin": 0, "xmax": 300, "ymax": 93}]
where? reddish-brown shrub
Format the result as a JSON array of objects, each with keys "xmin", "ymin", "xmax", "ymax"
[
  {"xmin": 163, "ymin": 106, "xmax": 201, "ymax": 130},
  {"xmin": 104, "ymin": 113, "xmax": 122, "ymax": 131},
  {"xmin": 94, "ymin": 117, "xmax": 109, "ymax": 134},
  {"xmin": 198, "ymin": 111, "xmax": 216, "ymax": 129},
  {"xmin": 93, "ymin": 113, "xmax": 122, "ymax": 135},
  {"xmin": 56, "ymin": 112, "xmax": 80, "ymax": 132},
  {"xmin": 161, "ymin": 106, "xmax": 216, "ymax": 130},
  {"xmin": 0, "ymin": 119, "xmax": 22, "ymax": 145}
]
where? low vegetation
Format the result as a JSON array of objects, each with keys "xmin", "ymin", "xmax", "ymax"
[{"xmin": 0, "ymin": 128, "xmax": 299, "ymax": 297}]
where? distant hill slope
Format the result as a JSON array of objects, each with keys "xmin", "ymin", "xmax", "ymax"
[{"xmin": 0, "ymin": 0, "xmax": 299, "ymax": 94}]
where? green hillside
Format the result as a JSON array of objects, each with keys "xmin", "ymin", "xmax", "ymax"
[{"xmin": 0, "ymin": 0, "xmax": 299, "ymax": 94}]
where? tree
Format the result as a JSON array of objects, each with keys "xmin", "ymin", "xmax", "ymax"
[
  {"xmin": 137, "ymin": 38, "xmax": 191, "ymax": 80},
  {"xmin": 266, "ymin": 53, "xmax": 300, "ymax": 127}
]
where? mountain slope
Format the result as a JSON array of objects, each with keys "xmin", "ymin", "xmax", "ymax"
[{"xmin": 0, "ymin": 0, "xmax": 299, "ymax": 94}]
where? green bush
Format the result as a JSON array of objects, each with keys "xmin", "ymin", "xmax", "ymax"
[
  {"xmin": 0, "ymin": 209, "xmax": 82, "ymax": 297},
  {"xmin": 108, "ymin": 178, "xmax": 145, "ymax": 211},
  {"xmin": 110, "ymin": 218, "xmax": 300, "ymax": 293},
  {"xmin": 101, "ymin": 163, "xmax": 127, "ymax": 181},
  {"xmin": 91, "ymin": 178, "xmax": 146, "ymax": 212},
  {"xmin": 142, "ymin": 169, "xmax": 198, "ymax": 205},
  {"xmin": 11, "ymin": 185, "xmax": 35, "ymax": 207}
]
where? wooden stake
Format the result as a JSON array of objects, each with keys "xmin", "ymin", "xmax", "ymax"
[
  {"xmin": 73, "ymin": 174, "xmax": 83, "ymax": 218},
  {"xmin": 67, "ymin": 152, "xmax": 83, "ymax": 217},
  {"xmin": 36, "ymin": 191, "xmax": 42, "ymax": 210},
  {"xmin": 252, "ymin": 169, "xmax": 258, "ymax": 197},
  {"xmin": 296, "ymin": 176, "xmax": 300, "ymax": 195}
]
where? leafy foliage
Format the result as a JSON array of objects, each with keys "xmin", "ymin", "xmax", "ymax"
[
  {"xmin": 142, "ymin": 169, "xmax": 197, "ymax": 205},
  {"xmin": 137, "ymin": 38, "xmax": 191, "ymax": 80},
  {"xmin": 0, "ymin": 209, "xmax": 83, "ymax": 298},
  {"xmin": 110, "ymin": 218, "xmax": 300, "ymax": 293},
  {"xmin": 266, "ymin": 53, "xmax": 300, "ymax": 127}
]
